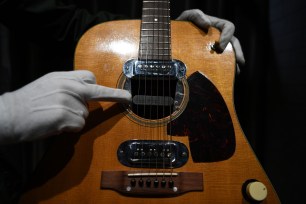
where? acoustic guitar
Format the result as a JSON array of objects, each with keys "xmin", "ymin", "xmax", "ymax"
[{"xmin": 20, "ymin": 0, "xmax": 280, "ymax": 203}]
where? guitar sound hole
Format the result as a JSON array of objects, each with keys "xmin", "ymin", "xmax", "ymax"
[{"xmin": 131, "ymin": 77, "xmax": 177, "ymax": 120}]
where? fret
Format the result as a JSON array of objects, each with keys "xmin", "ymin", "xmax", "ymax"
[
  {"xmin": 142, "ymin": 8, "xmax": 169, "ymax": 11},
  {"xmin": 138, "ymin": 56, "xmax": 171, "ymax": 61},
  {"xmin": 140, "ymin": 39, "xmax": 171, "ymax": 45},
  {"xmin": 140, "ymin": 47, "xmax": 170, "ymax": 50},
  {"xmin": 140, "ymin": 44, "xmax": 170, "ymax": 47},
  {"xmin": 139, "ymin": 45, "xmax": 171, "ymax": 49},
  {"xmin": 140, "ymin": 42, "xmax": 171, "ymax": 45},
  {"xmin": 142, "ymin": 11, "xmax": 169, "ymax": 17},
  {"xmin": 143, "ymin": 1, "xmax": 169, "ymax": 3},
  {"xmin": 142, "ymin": 22, "xmax": 170, "ymax": 24},
  {"xmin": 139, "ymin": 53, "xmax": 171, "ymax": 56},
  {"xmin": 140, "ymin": 44, "xmax": 170, "ymax": 50},
  {"xmin": 142, "ymin": 15, "xmax": 170, "ymax": 18},
  {"xmin": 139, "ymin": 52, "xmax": 171, "ymax": 57},
  {"xmin": 141, "ymin": 35, "xmax": 170, "ymax": 38},
  {"xmin": 143, "ymin": 1, "xmax": 169, "ymax": 9},
  {"xmin": 145, "ymin": 54, "xmax": 170, "ymax": 57},
  {"xmin": 141, "ymin": 32, "xmax": 170, "ymax": 38},
  {"xmin": 140, "ymin": 42, "xmax": 170, "ymax": 44},
  {"xmin": 140, "ymin": 33, "xmax": 170, "ymax": 37},
  {"xmin": 141, "ymin": 24, "xmax": 170, "ymax": 29},
  {"xmin": 139, "ymin": 53, "xmax": 171, "ymax": 60},
  {"xmin": 141, "ymin": 28, "xmax": 169, "ymax": 31},
  {"xmin": 142, "ymin": 16, "xmax": 170, "ymax": 22},
  {"xmin": 139, "ymin": 48, "xmax": 171, "ymax": 59}
]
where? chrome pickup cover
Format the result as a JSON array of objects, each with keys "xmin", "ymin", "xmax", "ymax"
[
  {"xmin": 123, "ymin": 59, "xmax": 186, "ymax": 79},
  {"xmin": 117, "ymin": 140, "xmax": 189, "ymax": 168}
]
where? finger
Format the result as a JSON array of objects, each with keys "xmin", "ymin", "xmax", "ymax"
[
  {"xmin": 45, "ymin": 70, "xmax": 97, "ymax": 84},
  {"xmin": 65, "ymin": 70, "xmax": 97, "ymax": 84},
  {"xmin": 58, "ymin": 116, "xmax": 86, "ymax": 134},
  {"xmin": 230, "ymin": 36, "xmax": 245, "ymax": 65},
  {"xmin": 37, "ymin": 72, "xmax": 131, "ymax": 104},
  {"xmin": 176, "ymin": 9, "xmax": 212, "ymax": 30},
  {"xmin": 55, "ymin": 109, "xmax": 86, "ymax": 134},
  {"xmin": 207, "ymin": 16, "xmax": 235, "ymax": 50},
  {"xmin": 85, "ymin": 84, "xmax": 132, "ymax": 103}
]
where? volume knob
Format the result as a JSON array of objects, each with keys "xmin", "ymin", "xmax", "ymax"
[{"xmin": 246, "ymin": 181, "xmax": 268, "ymax": 202}]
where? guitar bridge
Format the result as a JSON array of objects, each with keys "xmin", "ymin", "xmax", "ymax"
[{"xmin": 101, "ymin": 171, "xmax": 203, "ymax": 197}]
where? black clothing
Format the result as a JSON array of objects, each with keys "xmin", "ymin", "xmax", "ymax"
[
  {"xmin": 0, "ymin": 0, "xmax": 125, "ymax": 46},
  {"xmin": 0, "ymin": 1, "xmax": 127, "ymax": 203},
  {"xmin": 0, "ymin": 0, "xmax": 127, "ymax": 93}
]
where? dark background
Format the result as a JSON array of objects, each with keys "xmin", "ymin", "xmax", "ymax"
[{"xmin": 1, "ymin": 0, "xmax": 306, "ymax": 203}]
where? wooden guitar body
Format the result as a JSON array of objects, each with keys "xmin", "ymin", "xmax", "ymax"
[{"xmin": 20, "ymin": 20, "xmax": 280, "ymax": 203}]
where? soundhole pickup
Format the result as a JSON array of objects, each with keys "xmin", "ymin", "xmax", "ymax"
[
  {"xmin": 123, "ymin": 59, "xmax": 186, "ymax": 79},
  {"xmin": 117, "ymin": 140, "xmax": 189, "ymax": 168},
  {"xmin": 101, "ymin": 171, "xmax": 203, "ymax": 197}
]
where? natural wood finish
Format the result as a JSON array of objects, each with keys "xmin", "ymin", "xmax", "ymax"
[{"xmin": 20, "ymin": 20, "xmax": 280, "ymax": 203}]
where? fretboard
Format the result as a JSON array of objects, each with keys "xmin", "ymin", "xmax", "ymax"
[{"xmin": 139, "ymin": 0, "xmax": 171, "ymax": 61}]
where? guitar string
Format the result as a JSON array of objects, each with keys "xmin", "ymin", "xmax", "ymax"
[
  {"xmin": 147, "ymin": 0, "xmax": 153, "ymax": 180},
  {"xmin": 143, "ymin": 0, "xmax": 151, "ymax": 181},
  {"xmin": 158, "ymin": 0, "xmax": 172, "ymax": 182},
  {"xmin": 154, "ymin": 0, "xmax": 164, "ymax": 180},
  {"xmin": 143, "ymin": 0, "xmax": 152, "ymax": 183},
  {"xmin": 153, "ymin": 0, "xmax": 172, "ymax": 183},
  {"xmin": 153, "ymin": 0, "xmax": 162, "ymax": 182},
  {"xmin": 161, "ymin": 0, "xmax": 167, "ymax": 181},
  {"xmin": 137, "ymin": 0, "xmax": 146, "ymax": 181},
  {"xmin": 167, "ymin": 0, "xmax": 174, "ymax": 181},
  {"xmin": 163, "ymin": 0, "xmax": 173, "ymax": 182},
  {"xmin": 154, "ymin": 0, "xmax": 160, "ymax": 179},
  {"xmin": 138, "ymin": 0, "xmax": 174, "ymax": 184},
  {"xmin": 159, "ymin": 0, "xmax": 169, "ymax": 180}
]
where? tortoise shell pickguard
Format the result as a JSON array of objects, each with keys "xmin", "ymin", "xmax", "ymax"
[{"xmin": 169, "ymin": 71, "xmax": 235, "ymax": 162}]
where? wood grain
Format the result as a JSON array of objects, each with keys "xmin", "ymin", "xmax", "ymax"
[{"xmin": 19, "ymin": 20, "xmax": 280, "ymax": 204}]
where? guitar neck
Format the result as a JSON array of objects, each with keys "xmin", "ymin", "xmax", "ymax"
[{"xmin": 139, "ymin": 0, "xmax": 172, "ymax": 61}]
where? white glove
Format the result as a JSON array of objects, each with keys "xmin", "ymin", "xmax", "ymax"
[
  {"xmin": 177, "ymin": 9, "xmax": 245, "ymax": 68},
  {"xmin": 0, "ymin": 70, "xmax": 131, "ymax": 144}
]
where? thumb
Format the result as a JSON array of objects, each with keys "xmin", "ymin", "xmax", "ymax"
[{"xmin": 84, "ymin": 84, "xmax": 132, "ymax": 103}]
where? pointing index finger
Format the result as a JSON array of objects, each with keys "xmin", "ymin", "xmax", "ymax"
[{"xmin": 85, "ymin": 84, "xmax": 132, "ymax": 103}]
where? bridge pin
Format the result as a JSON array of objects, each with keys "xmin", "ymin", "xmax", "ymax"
[
  {"xmin": 130, "ymin": 179, "xmax": 136, "ymax": 187},
  {"xmin": 169, "ymin": 180, "xmax": 174, "ymax": 188},
  {"xmin": 146, "ymin": 179, "xmax": 151, "ymax": 187},
  {"xmin": 154, "ymin": 179, "xmax": 159, "ymax": 188},
  {"xmin": 138, "ymin": 179, "xmax": 144, "ymax": 187},
  {"xmin": 161, "ymin": 179, "xmax": 167, "ymax": 187}
]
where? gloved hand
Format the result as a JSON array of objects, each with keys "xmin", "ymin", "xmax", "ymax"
[
  {"xmin": 177, "ymin": 9, "xmax": 245, "ymax": 69},
  {"xmin": 0, "ymin": 70, "xmax": 131, "ymax": 144}
]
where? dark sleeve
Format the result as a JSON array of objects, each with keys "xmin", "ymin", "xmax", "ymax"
[{"xmin": 0, "ymin": 0, "xmax": 128, "ymax": 44}]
